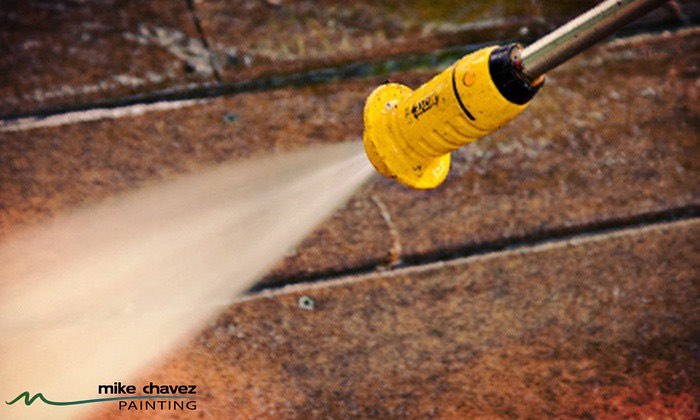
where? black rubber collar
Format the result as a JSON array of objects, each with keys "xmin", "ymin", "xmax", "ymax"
[{"xmin": 489, "ymin": 44, "xmax": 541, "ymax": 105}]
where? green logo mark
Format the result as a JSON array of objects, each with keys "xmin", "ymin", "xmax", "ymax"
[{"xmin": 6, "ymin": 391, "xmax": 193, "ymax": 407}]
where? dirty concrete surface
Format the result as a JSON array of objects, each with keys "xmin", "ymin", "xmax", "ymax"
[{"xmin": 1, "ymin": 1, "xmax": 699, "ymax": 418}]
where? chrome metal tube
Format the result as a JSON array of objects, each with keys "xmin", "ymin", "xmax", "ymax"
[{"xmin": 521, "ymin": 0, "xmax": 666, "ymax": 80}]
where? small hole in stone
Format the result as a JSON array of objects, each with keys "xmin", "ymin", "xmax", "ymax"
[
  {"xmin": 223, "ymin": 112, "xmax": 238, "ymax": 124},
  {"xmin": 298, "ymin": 295, "xmax": 315, "ymax": 311},
  {"xmin": 183, "ymin": 62, "xmax": 196, "ymax": 74}
]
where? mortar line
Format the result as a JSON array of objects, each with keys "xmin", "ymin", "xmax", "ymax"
[
  {"xmin": 0, "ymin": 99, "xmax": 203, "ymax": 132},
  {"xmin": 370, "ymin": 195, "xmax": 402, "ymax": 268},
  {"xmin": 249, "ymin": 204, "xmax": 699, "ymax": 293},
  {"xmin": 184, "ymin": 0, "xmax": 223, "ymax": 83}
]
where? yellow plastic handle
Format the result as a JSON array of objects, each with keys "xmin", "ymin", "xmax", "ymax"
[{"xmin": 363, "ymin": 46, "xmax": 532, "ymax": 189}]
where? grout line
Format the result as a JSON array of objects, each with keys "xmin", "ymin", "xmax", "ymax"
[
  {"xmin": 249, "ymin": 204, "xmax": 699, "ymax": 293},
  {"xmin": 244, "ymin": 214, "xmax": 699, "ymax": 301},
  {"xmin": 0, "ymin": 99, "xmax": 203, "ymax": 132}
]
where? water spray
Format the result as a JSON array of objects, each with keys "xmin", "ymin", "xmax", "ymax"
[
  {"xmin": 363, "ymin": 0, "xmax": 666, "ymax": 189},
  {"xmin": 0, "ymin": 142, "xmax": 372, "ymax": 418}
]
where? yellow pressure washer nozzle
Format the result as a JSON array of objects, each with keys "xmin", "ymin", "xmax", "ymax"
[
  {"xmin": 363, "ymin": 45, "xmax": 540, "ymax": 189},
  {"xmin": 362, "ymin": 0, "xmax": 665, "ymax": 189}
]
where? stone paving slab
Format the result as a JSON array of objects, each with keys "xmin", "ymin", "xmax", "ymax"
[
  {"xmin": 2, "ymin": 1, "xmax": 695, "ymax": 117},
  {"xmin": 0, "ymin": 0, "xmax": 216, "ymax": 117},
  {"xmin": 1, "ymin": 30, "xmax": 697, "ymax": 285},
  {"xmin": 101, "ymin": 219, "xmax": 699, "ymax": 418},
  {"xmin": 264, "ymin": 28, "xmax": 700, "ymax": 283},
  {"xmin": 196, "ymin": 0, "xmax": 694, "ymax": 84}
]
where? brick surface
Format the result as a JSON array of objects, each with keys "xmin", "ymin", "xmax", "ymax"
[{"xmin": 102, "ymin": 219, "xmax": 699, "ymax": 418}]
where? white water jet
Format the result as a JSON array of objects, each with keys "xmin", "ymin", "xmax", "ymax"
[{"xmin": 0, "ymin": 141, "xmax": 372, "ymax": 419}]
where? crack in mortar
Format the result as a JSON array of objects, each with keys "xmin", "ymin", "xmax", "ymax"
[
  {"xmin": 370, "ymin": 195, "xmax": 402, "ymax": 268},
  {"xmin": 184, "ymin": 0, "xmax": 223, "ymax": 83}
]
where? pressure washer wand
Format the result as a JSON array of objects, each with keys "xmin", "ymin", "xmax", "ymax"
[
  {"xmin": 362, "ymin": 0, "xmax": 666, "ymax": 189},
  {"xmin": 521, "ymin": 0, "xmax": 665, "ymax": 80}
]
